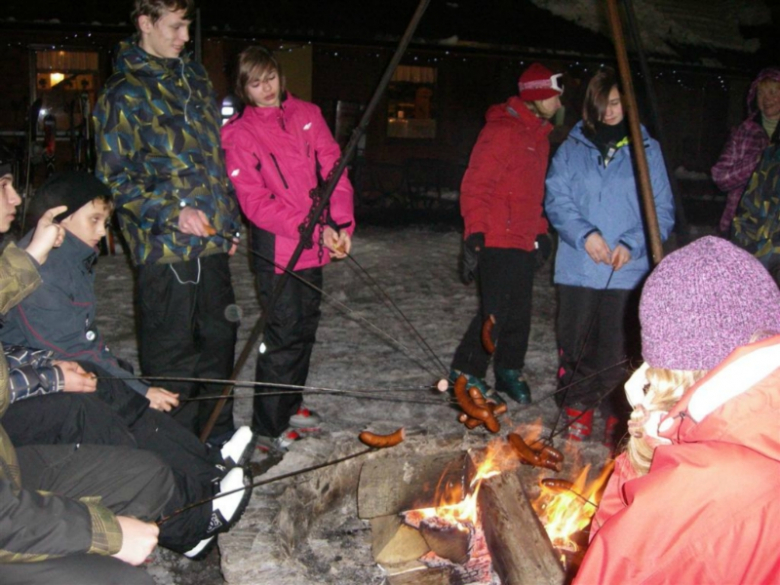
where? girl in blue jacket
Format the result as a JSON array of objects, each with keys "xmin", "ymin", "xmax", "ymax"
[{"xmin": 544, "ymin": 67, "xmax": 674, "ymax": 447}]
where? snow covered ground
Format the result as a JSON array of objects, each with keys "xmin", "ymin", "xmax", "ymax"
[{"xmin": 93, "ymin": 220, "xmax": 708, "ymax": 584}]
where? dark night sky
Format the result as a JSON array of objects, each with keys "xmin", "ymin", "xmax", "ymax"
[
  {"xmin": 4, "ymin": 0, "xmax": 778, "ymax": 65},
  {"xmin": 0, "ymin": 0, "xmax": 615, "ymax": 53}
]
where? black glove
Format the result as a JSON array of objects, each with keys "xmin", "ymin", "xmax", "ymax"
[
  {"xmin": 460, "ymin": 232, "xmax": 485, "ymax": 284},
  {"xmin": 534, "ymin": 233, "xmax": 552, "ymax": 271}
]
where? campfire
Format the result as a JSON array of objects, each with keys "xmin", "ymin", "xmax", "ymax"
[
  {"xmin": 358, "ymin": 433, "xmax": 613, "ymax": 584},
  {"xmin": 533, "ymin": 459, "xmax": 615, "ymax": 576}
]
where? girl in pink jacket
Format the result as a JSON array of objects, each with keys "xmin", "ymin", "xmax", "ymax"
[
  {"xmin": 576, "ymin": 236, "xmax": 780, "ymax": 584},
  {"xmin": 221, "ymin": 47, "xmax": 354, "ymax": 450}
]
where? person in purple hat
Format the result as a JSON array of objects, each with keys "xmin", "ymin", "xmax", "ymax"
[
  {"xmin": 449, "ymin": 62, "xmax": 562, "ymax": 406},
  {"xmin": 575, "ymin": 236, "xmax": 780, "ymax": 584},
  {"xmin": 712, "ymin": 67, "xmax": 780, "ymax": 236}
]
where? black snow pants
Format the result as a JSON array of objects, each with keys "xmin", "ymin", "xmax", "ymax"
[
  {"xmin": 4, "ymin": 363, "xmax": 221, "ymax": 554},
  {"xmin": 555, "ymin": 284, "xmax": 640, "ymax": 417},
  {"xmin": 451, "ymin": 247, "xmax": 535, "ymax": 377},
  {"xmin": 251, "ymin": 226, "xmax": 323, "ymax": 438},
  {"xmin": 136, "ymin": 253, "xmax": 238, "ymax": 442}
]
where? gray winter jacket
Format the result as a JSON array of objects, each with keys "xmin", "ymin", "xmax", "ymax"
[
  {"xmin": 0, "ymin": 231, "xmax": 148, "ymax": 396},
  {"xmin": 0, "ymin": 243, "xmax": 122, "ymax": 562}
]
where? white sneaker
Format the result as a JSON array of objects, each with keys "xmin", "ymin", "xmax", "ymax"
[
  {"xmin": 220, "ymin": 426, "xmax": 254, "ymax": 467},
  {"xmin": 182, "ymin": 468, "xmax": 251, "ymax": 560},
  {"xmin": 214, "ymin": 467, "xmax": 250, "ymax": 530},
  {"xmin": 183, "ymin": 535, "xmax": 216, "ymax": 559}
]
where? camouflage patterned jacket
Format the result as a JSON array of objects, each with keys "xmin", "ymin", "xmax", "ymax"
[
  {"xmin": 732, "ymin": 142, "xmax": 780, "ymax": 266},
  {"xmin": 94, "ymin": 37, "xmax": 240, "ymax": 265},
  {"xmin": 0, "ymin": 244, "xmax": 122, "ymax": 562}
]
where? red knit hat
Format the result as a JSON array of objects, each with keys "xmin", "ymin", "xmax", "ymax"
[{"xmin": 518, "ymin": 63, "xmax": 563, "ymax": 101}]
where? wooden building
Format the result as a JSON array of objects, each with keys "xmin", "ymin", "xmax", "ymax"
[{"xmin": 0, "ymin": 0, "xmax": 777, "ymax": 209}]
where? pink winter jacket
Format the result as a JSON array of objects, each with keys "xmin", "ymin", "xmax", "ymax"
[
  {"xmin": 576, "ymin": 335, "xmax": 780, "ymax": 584},
  {"xmin": 221, "ymin": 95, "xmax": 354, "ymax": 273}
]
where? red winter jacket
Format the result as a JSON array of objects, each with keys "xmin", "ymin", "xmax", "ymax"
[
  {"xmin": 576, "ymin": 335, "xmax": 780, "ymax": 584},
  {"xmin": 460, "ymin": 96, "xmax": 551, "ymax": 250},
  {"xmin": 221, "ymin": 95, "xmax": 354, "ymax": 273}
]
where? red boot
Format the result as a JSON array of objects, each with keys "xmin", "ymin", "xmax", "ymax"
[{"xmin": 565, "ymin": 407, "xmax": 593, "ymax": 441}]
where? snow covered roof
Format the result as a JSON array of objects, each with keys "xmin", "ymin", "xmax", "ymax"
[{"xmin": 530, "ymin": 0, "xmax": 771, "ymax": 55}]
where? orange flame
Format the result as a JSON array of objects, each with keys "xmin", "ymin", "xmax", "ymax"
[
  {"xmin": 414, "ymin": 440, "xmax": 508, "ymax": 528},
  {"xmin": 535, "ymin": 460, "xmax": 615, "ymax": 551}
]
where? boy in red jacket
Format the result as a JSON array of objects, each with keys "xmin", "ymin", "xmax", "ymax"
[{"xmin": 451, "ymin": 62, "xmax": 561, "ymax": 404}]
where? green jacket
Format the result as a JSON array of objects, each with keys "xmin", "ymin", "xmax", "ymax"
[
  {"xmin": 0, "ymin": 244, "xmax": 122, "ymax": 562},
  {"xmin": 94, "ymin": 37, "xmax": 240, "ymax": 265},
  {"xmin": 732, "ymin": 143, "xmax": 780, "ymax": 266}
]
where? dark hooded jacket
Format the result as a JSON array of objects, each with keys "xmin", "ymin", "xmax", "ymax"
[
  {"xmin": 731, "ymin": 139, "xmax": 780, "ymax": 269},
  {"xmin": 93, "ymin": 37, "xmax": 240, "ymax": 265},
  {"xmin": 0, "ymin": 231, "xmax": 148, "ymax": 396},
  {"xmin": 0, "ymin": 244, "xmax": 122, "ymax": 562}
]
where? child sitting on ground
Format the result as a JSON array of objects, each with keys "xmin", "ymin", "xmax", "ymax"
[
  {"xmin": 0, "ymin": 160, "xmax": 168, "ymax": 585},
  {"xmin": 575, "ymin": 236, "xmax": 780, "ymax": 583},
  {"xmin": 0, "ymin": 171, "xmax": 254, "ymax": 559}
]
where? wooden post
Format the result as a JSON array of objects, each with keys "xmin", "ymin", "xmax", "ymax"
[
  {"xmin": 605, "ymin": 0, "xmax": 664, "ymax": 265},
  {"xmin": 622, "ymin": 0, "xmax": 690, "ymax": 245}
]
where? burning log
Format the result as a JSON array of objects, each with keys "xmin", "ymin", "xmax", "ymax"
[
  {"xmin": 478, "ymin": 466, "xmax": 565, "ymax": 585},
  {"xmin": 381, "ymin": 560, "xmax": 451, "ymax": 585},
  {"xmin": 358, "ymin": 451, "xmax": 470, "ymax": 519},
  {"xmin": 418, "ymin": 516, "xmax": 472, "ymax": 565}
]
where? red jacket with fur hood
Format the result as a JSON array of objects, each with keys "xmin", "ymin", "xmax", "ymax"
[
  {"xmin": 460, "ymin": 96, "xmax": 551, "ymax": 250},
  {"xmin": 577, "ymin": 336, "xmax": 780, "ymax": 584}
]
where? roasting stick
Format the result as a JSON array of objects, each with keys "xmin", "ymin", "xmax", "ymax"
[{"xmin": 196, "ymin": 225, "xmax": 444, "ymax": 380}]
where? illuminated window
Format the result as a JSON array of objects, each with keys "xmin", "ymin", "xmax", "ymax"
[
  {"xmin": 387, "ymin": 65, "xmax": 437, "ymax": 139},
  {"xmin": 33, "ymin": 49, "xmax": 99, "ymax": 133}
]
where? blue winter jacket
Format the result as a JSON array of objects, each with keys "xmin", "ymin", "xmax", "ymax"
[{"xmin": 545, "ymin": 121, "xmax": 675, "ymax": 290}]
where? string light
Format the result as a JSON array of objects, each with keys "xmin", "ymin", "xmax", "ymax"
[{"xmin": 0, "ymin": 25, "xmax": 740, "ymax": 94}]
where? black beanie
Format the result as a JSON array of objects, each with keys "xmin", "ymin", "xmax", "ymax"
[
  {"xmin": 30, "ymin": 172, "xmax": 112, "ymax": 222},
  {"xmin": 0, "ymin": 143, "xmax": 17, "ymax": 178}
]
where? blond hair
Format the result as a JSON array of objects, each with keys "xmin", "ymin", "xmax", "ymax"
[{"xmin": 625, "ymin": 367, "xmax": 707, "ymax": 476}]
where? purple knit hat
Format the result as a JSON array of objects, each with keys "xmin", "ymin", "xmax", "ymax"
[{"xmin": 640, "ymin": 236, "xmax": 780, "ymax": 371}]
